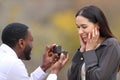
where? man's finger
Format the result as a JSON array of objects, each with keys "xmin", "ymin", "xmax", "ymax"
[
  {"xmin": 62, "ymin": 54, "xmax": 69, "ymax": 65},
  {"xmin": 59, "ymin": 53, "xmax": 69, "ymax": 65}
]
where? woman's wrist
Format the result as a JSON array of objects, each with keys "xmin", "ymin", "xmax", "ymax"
[
  {"xmin": 86, "ymin": 49, "xmax": 91, "ymax": 51},
  {"xmin": 80, "ymin": 47, "xmax": 85, "ymax": 52}
]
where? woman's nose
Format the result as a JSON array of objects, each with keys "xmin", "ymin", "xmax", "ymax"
[{"xmin": 78, "ymin": 28, "xmax": 84, "ymax": 34}]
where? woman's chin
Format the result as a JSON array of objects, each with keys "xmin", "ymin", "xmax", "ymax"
[{"xmin": 83, "ymin": 39, "xmax": 87, "ymax": 42}]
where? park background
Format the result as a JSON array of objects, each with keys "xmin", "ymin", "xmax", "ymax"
[{"xmin": 0, "ymin": 0, "xmax": 120, "ymax": 80}]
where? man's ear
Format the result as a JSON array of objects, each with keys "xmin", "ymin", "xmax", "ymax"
[{"xmin": 18, "ymin": 39, "xmax": 26, "ymax": 49}]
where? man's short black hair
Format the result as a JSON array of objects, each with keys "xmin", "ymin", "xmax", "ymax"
[{"xmin": 1, "ymin": 22, "xmax": 29, "ymax": 48}]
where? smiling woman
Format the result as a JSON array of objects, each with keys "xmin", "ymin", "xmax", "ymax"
[
  {"xmin": 67, "ymin": 5, "xmax": 120, "ymax": 80},
  {"xmin": 76, "ymin": 16, "xmax": 99, "ymax": 43}
]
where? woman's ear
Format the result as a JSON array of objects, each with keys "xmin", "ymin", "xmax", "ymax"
[{"xmin": 95, "ymin": 23, "xmax": 100, "ymax": 30}]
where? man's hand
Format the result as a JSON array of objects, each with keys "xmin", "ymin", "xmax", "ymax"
[
  {"xmin": 79, "ymin": 34, "xmax": 86, "ymax": 52},
  {"xmin": 40, "ymin": 44, "xmax": 60, "ymax": 72},
  {"xmin": 50, "ymin": 53, "xmax": 69, "ymax": 74}
]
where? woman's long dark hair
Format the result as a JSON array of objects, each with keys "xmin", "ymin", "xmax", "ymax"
[{"xmin": 75, "ymin": 5, "xmax": 114, "ymax": 38}]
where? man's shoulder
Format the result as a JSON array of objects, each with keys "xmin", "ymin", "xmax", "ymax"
[{"xmin": 0, "ymin": 53, "xmax": 24, "ymax": 68}]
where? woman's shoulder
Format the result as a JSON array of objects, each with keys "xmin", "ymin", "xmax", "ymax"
[
  {"xmin": 105, "ymin": 37, "xmax": 119, "ymax": 46},
  {"xmin": 107, "ymin": 37, "xmax": 118, "ymax": 42}
]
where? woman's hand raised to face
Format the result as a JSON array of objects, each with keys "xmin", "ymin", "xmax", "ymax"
[
  {"xmin": 86, "ymin": 27, "xmax": 100, "ymax": 51},
  {"xmin": 80, "ymin": 34, "xmax": 86, "ymax": 53}
]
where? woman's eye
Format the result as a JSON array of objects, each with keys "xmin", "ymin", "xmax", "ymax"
[
  {"xmin": 77, "ymin": 26, "xmax": 80, "ymax": 28},
  {"xmin": 82, "ymin": 25, "xmax": 87, "ymax": 29},
  {"xmin": 76, "ymin": 24, "xmax": 88, "ymax": 29}
]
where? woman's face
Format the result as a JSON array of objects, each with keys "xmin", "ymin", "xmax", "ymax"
[{"xmin": 76, "ymin": 16, "xmax": 99, "ymax": 42}]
